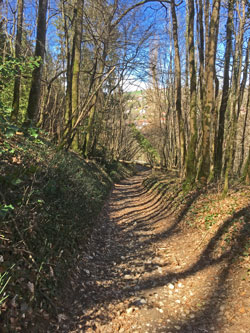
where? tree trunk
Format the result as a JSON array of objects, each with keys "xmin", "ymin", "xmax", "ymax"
[
  {"xmin": 210, "ymin": 7, "xmax": 220, "ymax": 180},
  {"xmin": 197, "ymin": 0, "xmax": 204, "ymax": 107},
  {"xmin": 185, "ymin": 0, "xmax": 197, "ymax": 184},
  {"xmin": 62, "ymin": 0, "xmax": 72, "ymax": 141},
  {"xmin": 242, "ymin": 148, "xmax": 250, "ymax": 185},
  {"xmin": 238, "ymin": 72, "xmax": 250, "ymax": 174},
  {"xmin": 170, "ymin": 0, "xmax": 186, "ymax": 174},
  {"xmin": 84, "ymin": 95, "xmax": 97, "ymax": 158},
  {"xmin": 198, "ymin": 0, "xmax": 220, "ymax": 182},
  {"xmin": 214, "ymin": 0, "xmax": 233, "ymax": 178},
  {"xmin": 11, "ymin": 0, "xmax": 24, "ymax": 121},
  {"xmin": 26, "ymin": 0, "xmax": 48, "ymax": 124},
  {"xmin": 224, "ymin": 1, "xmax": 246, "ymax": 195},
  {"xmin": 83, "ymin": 47, "xmax": 107, "ymax": 157},
  {"xmin": 238, "ymin": 37, "xmax": 250, "ymax": 116},
  {"xmin": 71, "ymin": 0, "xmax": 83, "ymax": 151}
]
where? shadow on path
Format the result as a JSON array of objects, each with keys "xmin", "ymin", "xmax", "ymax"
[{"xmin": 56, "ymin": 172, "xmax": 250, "ymax": 332}]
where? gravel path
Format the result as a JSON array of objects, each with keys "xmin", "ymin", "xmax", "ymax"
[{"xmin": 52, "ymin": 171, "xmax": 250, "ymax": 333}]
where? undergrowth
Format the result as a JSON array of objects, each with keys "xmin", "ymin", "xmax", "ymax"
[{"xmin": 0, "ymin": 119, "xmax": 135, "ymax": 331}]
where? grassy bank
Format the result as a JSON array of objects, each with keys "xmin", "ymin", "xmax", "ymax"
[{"xmin": 0, "ymin": 124, "xmax": 135, "ymax": 331}]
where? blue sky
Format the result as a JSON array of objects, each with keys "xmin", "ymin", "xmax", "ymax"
[{"xmin": 3, "ymin": 0, "xmax": 249, "ymax": 91}]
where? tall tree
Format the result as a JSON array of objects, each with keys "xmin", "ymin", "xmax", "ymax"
[
  {"xmin": 214, "ymin": 0, "xmax": 234, "ymax": 178},
  {"xmin": 198, "ymin": 0, "xmax": 221, "ymax": 182},
  {"xmin": 224, "ymin": 0, "xmax": 246, "ymax": 194},
  {"xmin": 26, "ymin": 0, "xmax": 48, "ymax": 124},
  {"xmin": 11, "ymin": 0, "xmax": 24, "ymax": 121},
  {"xmin": 71, "ymin": 0, "xmax": 84, "ymax": 150},
  {"xmin": 185, "ymin": 0, "xmax": 197, "ymax": 183},
  {"xmin": 238, "ymin": 70, "xmax": 250, "ymax": 173},
  {"xmin": 169, "ymin": 0, "xmax": 186, "ymax": 173},
  {"xmin": 196, "ymin": 0, "xmax": 205, "ymax": 108}
]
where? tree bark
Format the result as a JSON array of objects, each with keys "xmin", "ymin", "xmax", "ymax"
[
  {"xmin": 71, "ymin": 0, "xmax": 83, "ymax": 151},
  {"xmin": 26, "ymin": 0, "xmax": 48, "ymax": 124},
  {"xmin": 170, "ymin": 0, "xmax": 186, "ymax": 174},
  {"xmin": 198, "ymin": 0, "xmax": 221, "ymax": 182},
  {"xmin": 214, "ymin": 0, "xmax": 233, "ymax": 178},
  {"xmin": 62, "ymin": 0, "xmax": 72, "ymax": 140},
  {"xmin": 238, "ymin": 37, "xmax": 250, "ymax": 116},
  {"xmin": 11, "ymin": 0, "xmax": 24, "ymax": 121},
  {"xmin": 185, "ymin": 0, "xmax": 197, "ymax": 183},
  {"xmin": 224, "ymin": 0, "xmax": 246, "ymax": 195},
  {"xmin": 242, "ymin": 147, "xmax": 250, "ymax": 185},
  {"xmin": 196, "ymin": 0, "xmax": 204, "ymax": 107},
  {"xmin": 238, "ymin": 72, "xmax": 250, "ymax": 174}
]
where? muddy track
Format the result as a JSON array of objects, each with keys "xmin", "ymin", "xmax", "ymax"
[{"xmin": 50, "ymin": 171, "xmax": 250, "ymax": 333}]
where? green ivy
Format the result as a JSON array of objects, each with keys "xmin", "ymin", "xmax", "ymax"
[
  {"xmin": 0, "ymin": 55, "xmax": 41, "ymax": 117},
  {"xmin": 0, "ymin": 55, "xmax": 41, "ymax": 86},
  {"xmin": 0, "ymin": 204, "xmax": 14, "ymax": 218}
]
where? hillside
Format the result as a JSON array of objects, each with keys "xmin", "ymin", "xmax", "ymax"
[{"xmin": 0, "ymin": 123, "xmax": 135, "ymax": 331}]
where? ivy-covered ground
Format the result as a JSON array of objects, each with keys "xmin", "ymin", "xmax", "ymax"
[{"xmin": 0, "ymin": 118, "xmax": 135, "ymax": 331}]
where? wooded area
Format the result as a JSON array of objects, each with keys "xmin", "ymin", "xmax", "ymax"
[
  {"xmin": 1, "ymin": 0, "xmax": 250, "ymax": 190},
  {"xmin": 1, "ymin": 1, "xmax": 250, "ymax": 331}
]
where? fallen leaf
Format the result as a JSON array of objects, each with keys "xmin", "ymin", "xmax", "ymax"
[{"xmin": 239, "ymin": 307, "xmax": 245, "ymax": 313}]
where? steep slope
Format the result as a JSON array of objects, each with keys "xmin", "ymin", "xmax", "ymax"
[{"xmin": 0, "ymin": 126, "xmax": 134, "ymax": 331}]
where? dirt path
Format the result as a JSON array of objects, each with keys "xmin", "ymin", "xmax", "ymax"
[{"xmin": 52, "ymin": 171, "xmax": 250, "ymax": 333}]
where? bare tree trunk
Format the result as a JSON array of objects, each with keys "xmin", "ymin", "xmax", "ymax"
[
  {"xmin": 26, "ymin": 0, "xmax": 48, "ymax": 124},
  {"xmin": 63, "ymin": 0, "xmax": 72, "ymax": 140},
  {"xmin": 170, "ymin": 0, "xmax": 186, "ymax": 174},
  {"xmin": 238, "ymin": 72, "xmax": 250, "ymax": 174},
  {"xmin": 242, "ymin": 147, "xmax": 250, "ymax": 185},
  {"xmin": 204, "ymin": 0, "xmax": 210, "ymax": 69},
  {"xmin": 71, "ymin": 0, "xmax": 83, "ymax": 151},
  {"xmin": 238, "ymin": 37, "xmax": 250, "ymax": 116},
  {"xmin": 11, "ymin": 0, "xmax": 24, "ymax": 121},
  {"xmin": 224, "ymin": 1, "xmax": 246, "ymax": 195},
  {"xmin": 196, "ymin": 0, "xmax": 204, "ymax": 107},
  {"xmin": 83, "ymin": 94, "xmax": 97, "ymax": 157},
  {"xmin": 214, "ymin": 0, "xmax": 233, "ymax": 178},
  {"xmin": 210, "ymin": 7, "xmax": 220, "ymax": 179},
  {"xmin": 83, "ymin": 49, "xmax": 107, "ymax": 157},
  {"xmin": 198, "ymin": 0, "xmax": 220, "ymax": 182},
  {"xmin": 185, "ymin": 0, "xmax": 197, "ymax": 183}
]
